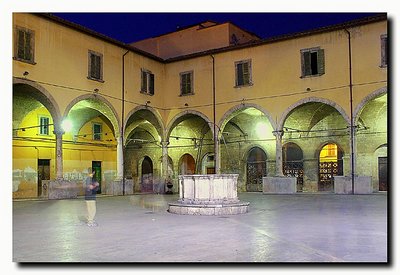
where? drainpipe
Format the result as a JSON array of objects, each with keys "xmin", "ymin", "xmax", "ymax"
[
  {"xmin": 211, "ymin": 55, "xmax": 219, "ymax": 174},
  {"xmin": 345, "ymin": 29, "xmax": 355, "ymax": 194},
  {"xmin": 122, "ymin": 50, "xmax": 129, "ymax": 195}
]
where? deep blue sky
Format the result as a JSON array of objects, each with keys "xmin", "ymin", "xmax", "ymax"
[{"xmin": 53, "ymin": 13, "xmax": 380, "ymax": 44}]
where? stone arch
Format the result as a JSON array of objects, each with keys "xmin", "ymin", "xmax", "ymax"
[
  {"xmin": 354, "ymin": 86, "xmax": 387, "ymax": 124},
  {"xmin": 13, "ymin": 77, "xmax": 62, "ymax": 132},
  {"xmin": 124, "ymin": 105, "xmax": 164, "ymax": 143},
  {"xmin": 63, "ymin": 93, "xmax": 120, "ymax": 137},
  {"xmin": 278, "ymin": 97, "xmax": 351, "ymax": 132},
  {"xmin": 218, "ymin": 103, "xmax": 276, "ymax": 137},
  {"xmin": 166, "ymin": 110, "xmax": 214, "ymax": 140}
]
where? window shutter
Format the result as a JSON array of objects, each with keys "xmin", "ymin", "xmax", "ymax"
[
  {"xmin": 243, "ymin": 62, "xmax": 250, "ymax": 84},
  {"xmin": 237, "ymin": 63, "xmax": 244, "ymax": 86},
  {"xmin": 149, "ymin": 73, "xmax": 155, "ymax": 95},
  {"xmin": 17, "ymin": 30, "xmax": 25, "ymax": 59},
  {"xmin": 24, "ymin": 32, "xmax": 32, "ymax": 61},
  {"xmin": 302, "ymin": 51, "xmax": 312, "ymax": 76},
  {"xmin": 317, "ymin": 49, "xmax": 325, "ymax": 75},
  {"xmin": 141, "ymin": 70, "xmax": 147, "ymax": 92}
]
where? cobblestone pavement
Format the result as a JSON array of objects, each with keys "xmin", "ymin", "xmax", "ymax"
[{"xmin": 12, "ymin": 193, "xmax": 387, "ymax": 263}]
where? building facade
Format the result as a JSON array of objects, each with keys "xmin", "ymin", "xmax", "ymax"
[{"xmin": 12, "ymin": 13, "xmax": 387, "ymax": 199}]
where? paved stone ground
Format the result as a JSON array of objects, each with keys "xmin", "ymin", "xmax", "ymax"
[{"xmin": 12, "ymin": 193, "xmax": 387, "ymax": 263}]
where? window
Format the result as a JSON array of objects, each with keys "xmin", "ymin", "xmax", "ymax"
[
  {"xmin": 141, "ymin": 69, "xmax": 155, "ymax": 95},
  {"xmin": 180, "ymin": 71, "xmax": 194, "ymax": 96},
  {"xmin": 235, "ymin": 60, "xmax": 252, "ymax": 87},
  {"xmin": 39, "ymin": 116, "xmax": 50, "ymax": 135},
  {"xmin": 88, "ymin": 50, "xmax": 103, "ymax": 81},
  {"xmin": 93, "ymin": 123, "xmax": 102, "ymax": 141},
  {"xmin": 14, "ymin": 26, "xmax": 35, "ymax": 63},
  {"xmin": 301, "ymin": 47, "xmax": 325, "ymax": 77},
  {"xmin": 381, "ymin": 34, "xmax": 387, "ymax": 67}
]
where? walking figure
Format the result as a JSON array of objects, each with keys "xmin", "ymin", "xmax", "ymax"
[{"xmin": 85, "ymin": 169, "xmax": 99, "ymax": 227}]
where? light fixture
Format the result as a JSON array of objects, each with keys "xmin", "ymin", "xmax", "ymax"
[
  {"xmin": 23, "ymin": 71, "xmax": 29, "ymax": 77},
  {"xmin": 184, "ymin": 103, "xmax": 189, "ymax": 107},
  {"xmin": 94, "ymin": 88, "xmax": 99, "ymax": 93},
  {"xmin": 145, "ymin": 101, "xmax": 151, "ymax": 107},
  {"xmin": 61, "ymin": 119, "xmax": 73, "ymax": 132},
  {"xmin": 306, "ymin": 87, "xmax": 311, "ymax": 91}
]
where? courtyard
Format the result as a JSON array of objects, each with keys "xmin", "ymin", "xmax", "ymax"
[{"xmin": 13, "ymin": 192, "xmax": 387, "ymax": 263}]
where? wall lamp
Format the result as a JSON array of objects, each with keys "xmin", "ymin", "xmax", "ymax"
[
  {"xmin": 184, "ymin": 103, "xmax": 189, "ymax": 107},
  {"xmin": 23, "ymin": 71, "xmax": 29, "ymax": 77}
]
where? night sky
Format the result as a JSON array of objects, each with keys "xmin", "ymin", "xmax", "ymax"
[{"xmin": 53, "ymin": 13, "xmax": 380, "ymax": 44}]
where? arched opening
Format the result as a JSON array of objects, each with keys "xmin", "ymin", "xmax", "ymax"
[
  {"xmin": 318, "ymin": 143, "xmax": 344, "ymax": 191},
  {"xmin": 141, "ymin": 156, "xmax": 154, "ymax": 192},
  {"xmin": 13, "ymin": 82, "xmax": 61, "ymax": 199},
  {"xmin": 179, "ymin": 153, "xmax": 195, "ymax": 175},
  {"xmin": 283, "ymin": 142, "xmax": 304, "ymax": 192},
  {"xmin": 246, "ymin": 147, "xmax": 267, "ymax": 192},
  {"xmin": 167, "ymin": 111, "xmax": 213, "ymax": 175}
]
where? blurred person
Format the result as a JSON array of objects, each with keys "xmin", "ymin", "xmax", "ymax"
[{"xmin": 85, "ymin": 169, "xmax": 99, "ymax": 226}]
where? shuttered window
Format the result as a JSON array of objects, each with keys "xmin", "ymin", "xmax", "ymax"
[
  {"xmin": 39, "ymin": 116, "xmax": 49, "ymax": 135},
  {"xmin": 93, "ymin": 123, "xmax": 102, "ymax": 141},
  {"xmin": 381, "ymin": 34, "xmax": 387, "ymax": 67},
  {"xmin": 301, "ymin": 47, "xmax": 325, "ymax": 77},
  {"xmin": 141, "ymin": 69, "xmax": 155, "ymax": 95},
  {"xmin": 180, "ymin": 71, "xmax": 194, "ymax": 95},
  {"xmin": 88, "ymin": 50, "xmax": 103, "ymax": 81},
  {"xmin": 235, "ymin": 60, "xmax": 252, "ymax": 87},
  {"xmin": 14, "ymin": 27, "xmax": 35, "ymax": 63}
]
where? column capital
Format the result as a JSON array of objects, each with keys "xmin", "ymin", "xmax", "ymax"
[
  {"xmin": 53, "ymin": 130, "xmax": 65, "ymax": 136},
  {"xmin": 161, "ymin": 140, "xmax": 170, "ymax": 147},
  {"xmin": 272, "ymin": 130, "xmax": 284, "ymax": 139}
]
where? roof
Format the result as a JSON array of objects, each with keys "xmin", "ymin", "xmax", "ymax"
[{"xmin": 34, "ymin": 13, "xmax": 387, "ymax": 64}]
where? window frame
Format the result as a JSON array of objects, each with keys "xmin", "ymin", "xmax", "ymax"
[
  {"xmin": 38, "ymin": 115, "xmax": 50, "ymax": 136},
  {"xmin": 14, "ymin": 26, "xmax": 36, "ymax": 64},
  {"xmin": 180, "ymin": 70, "xmax": 194, "ymax": 96},
  {"xmin": 92, "ymin": 123, "xmax": 102, "ymax": 141},
  {"xmin": 300, "ymin": 47, "xmax": 325, "ymax": 78},
  {"xmin": 140, "ymin": 69, "xmax": 155, "ymax": 95},
  {"xmin": 380, "ymin": 34, "xmax": 387, "ymax": 68},
  {"xmin": 234, "ymin": 59, "xmax": 253, "ymax": 88},
  {"xmin": 87, "ymin": 50, "xmax": 104, "ymax": 82}
]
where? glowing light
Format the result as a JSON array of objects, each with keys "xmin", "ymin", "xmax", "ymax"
[
  {"xmin": 61, "ymin": 119, "xmax": 73, "ymax": 132},
  {"xmin": 256, "ymin": 122, "xmax": 269, "ymax": 137}
]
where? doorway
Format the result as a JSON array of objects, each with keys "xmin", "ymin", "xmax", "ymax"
[
  {"xmin": 378, "ymin": 157, "xmax": 387, "ymax": 191},
  {"xmin": 246, "ymin": 147, "xmax": 267, "ymax": 192},
  {"xmin": 141, "ymin": 156, "xmax": 153, "ymax": 192},
  {"xmin": 92, "ymin": 161, "xmax": 102, "ymax": 194},
  {"xmin": 283, "ymin": 143, "xmax": 304, "ymax": 192},
  {"xmin": 38, "ymin": 159, "xmax": 50, "ymax": 197},
  {"xmin": 318, "ymin": 143, "xmax": 343, "ymax": 191},
  {"xmin": 179, "ymin": 154, "xmax": 195, "ymax": 175}
]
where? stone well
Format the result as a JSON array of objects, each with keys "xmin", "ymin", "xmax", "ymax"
[{"xmin": 168, "ymin": 174, "xmax": 249, "ymax": 215}]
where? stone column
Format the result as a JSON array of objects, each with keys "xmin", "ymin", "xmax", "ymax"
[
  {"xmin": 116, "ymin": 135, "xmax": 124, "ymax": 180},
  {"xmin": 161, "ymin": 141, "xmax": 169, "ymax": 179},
  {"xmin": 54, "ymin": 130, "xmax": 64, "ymax": 180},
  {"xmin": 214, "ymin": 137, "xmax": 221, "ymax": 174},
  {"xmin": 273, "ymin": 130, "xmax": 284, "ymax": 176}
]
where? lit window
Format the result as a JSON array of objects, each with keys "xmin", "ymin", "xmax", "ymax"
[
  {"xmin": 180, "ymin": 71, "xmax": 193, "ymax": 96},
  {"xmin": 235, "ymin": 60, "xmax": 252, "ymax": 87},
  {"xmin": 141, "ymin": 69, "xmax": 155, "ymax": 95},
  {"xmin": 301, "ymin": 47, "xmax": 325, "ymax": 77},
  {"xmin": 88, "ymin": 50, "xmax": 103, "ymax": 81},
  {"xmin": 14, "ymin": 26, "xmax": 35, "ymax": 63}
]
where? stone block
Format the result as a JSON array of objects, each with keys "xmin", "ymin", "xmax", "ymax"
[
  {"xmin": 262, "ymin": 177, "xmax": 297, "ymax": 194},
  {"xmin": 334, "ymin": 176, "xmax": 373, "ymax": 194},
  {"xmin": 48, "ymin": 179, "xmax": 78, "ymax": 200}
]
